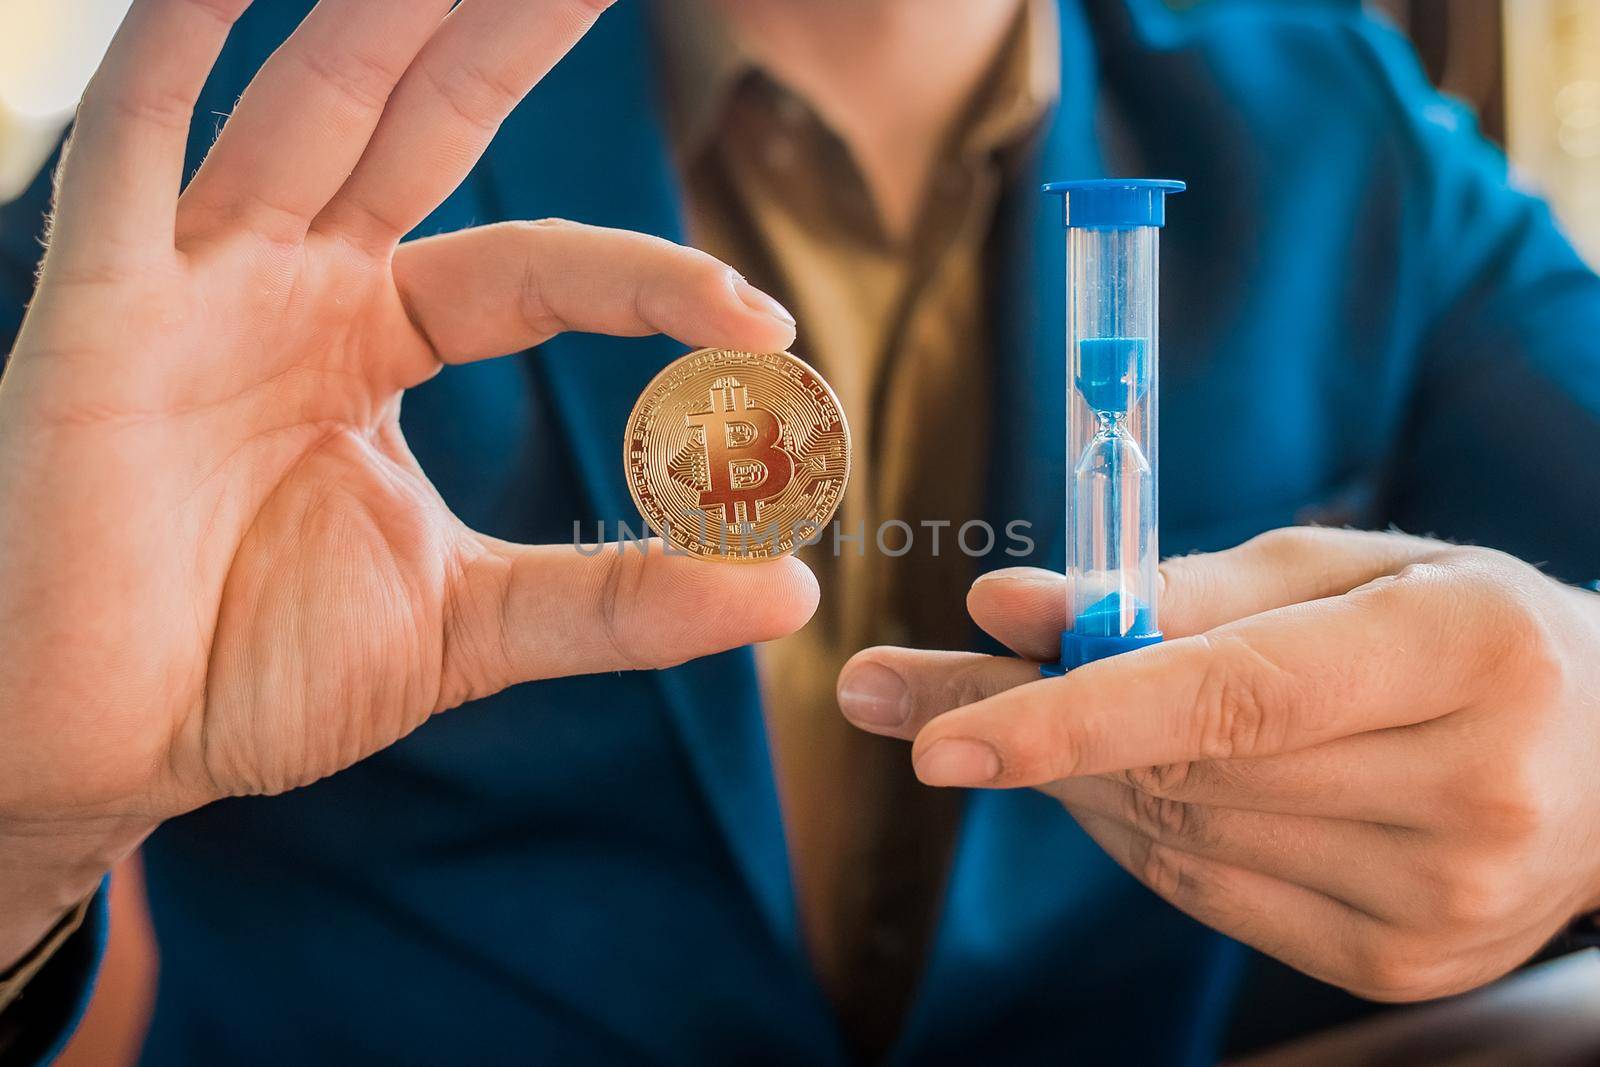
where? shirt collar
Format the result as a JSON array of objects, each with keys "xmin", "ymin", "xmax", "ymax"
[{"xmin": 965, "ymin": 0, "xmax": 1060, "ymax": 164}]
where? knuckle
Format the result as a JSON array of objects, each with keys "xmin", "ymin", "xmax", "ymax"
[
  {"xmin": 423, "ymin": 59, "xmax": 524, "ymax": 135},
  {"xmin": 1044, "ymin": 710, "xmax": 1097, "ymax": 779},
  {"xmin": 98, "ymin": 85, "xmax": 195, "ymax": 133},
  {"xmin": 1451, "ymin": 551, "xmax": 1555, "ymax": 637},
  {"xmin": 1129, "ymin": 788, "xmax": 1202, "ymax": 844},
  {"xmin": 1123, "ymin": 761, "xmax": 1198, "ymax": 798},
  {"xmin": 514, "ymin": 246, "xmax": 565, "ymax": 341},
  {"xmin": 540, "ymin": 0, "xmax": 614, "ymax": 42},
  {"xmin": 947, "ymin": 659, "xmax": 1008, "ymax": 708},
  {"xmin": 1431, "ymin": 862, "xmax": 1520, "ymax": 930},
  {"xmin": 595, "ymin": 550, "xmax": 733, "ymax": 672},
  {"xmin": 1485, "ymin": 586, "xmax": 1565, "ymax": 696},
  {"xmin": 515, "ymin": 217, "xmax": 582, "ymax": 236},
  {"xmin": 1467, "ymin": 771, "xmax": 1551, "ymax": 845},
  {"xmin": 1346, "ymin": 939, "xmax": 1456, "ymax": 1003},
  {"xmin": 507, "ymin": 220, "xmax": 628, "ymax": 337},
  {"xmin": 1245, "ymin": 526, "xmax": 1326, "ymax": 564},
  {"xmin": 436, "ymin": 541, "xmax": 519, "ymax": 710},
  {"xmin": 293, "ymin": 44, "xmax": 401, "ymax": 115},
  {"xmin": 594, "ymin": 550, "xmax": 647, "ymax": 669},
  {"xmin": 1135, "ymin": 839, "xmax": 1194, "ymax": 901},
  {"xmin": 1190, "ymin": 636, "xmax": 1279, "ymax": 760},
  {"xmin": 1391, "ymin": 553, "xmax": 1565, "ymax": 701},
  {"xmin": 1350, "ymin": 567, "xmax": 1414, "ymax": 606},
  {"xmin": 1154, "ymin": 555, "xmax": 1203, "ymax": 622},
  {"xmin": 179, "ymin": 0, "xmax": 252, "ymax": 26}
]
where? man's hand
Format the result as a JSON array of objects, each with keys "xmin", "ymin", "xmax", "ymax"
[
  {"xmin": 837, "ymin": 527, "xmax": 1600, "ymax": 1002},
  {"xmin": 0, "ymin": 0, "xmax": 816, "ymax": 966}
]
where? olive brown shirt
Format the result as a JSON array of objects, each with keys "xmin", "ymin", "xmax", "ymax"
[{"xmin": 653, "ymin": 2, "xmax": 1058, "ymax": 1054}]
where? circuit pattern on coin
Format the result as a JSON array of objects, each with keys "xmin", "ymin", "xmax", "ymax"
[{"xmin": 625, "ymin": 349, "xmax": 851, "ymax": 561}]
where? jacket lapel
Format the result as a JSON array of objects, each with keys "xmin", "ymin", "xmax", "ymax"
[
  {"xmin": 897, "ymin": 1, "xmax": 1107, "ymax": 1058},
  {"xmin": 984, "ymin": 0, "xmax": 1107, "ymax": 574},
  {"xmin": 478, "ymin": 5, "xmax": 801, "ymax": 957}
]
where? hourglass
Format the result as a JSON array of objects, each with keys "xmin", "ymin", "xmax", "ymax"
[{"xmin": 1041, "ymin": 179, "xmax": 1184, "ymax": 675}]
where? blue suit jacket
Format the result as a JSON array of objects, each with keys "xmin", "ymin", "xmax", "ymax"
[{"xmin": 4, "ymin": 1, "xmax": 1599, "ymax": 1063}]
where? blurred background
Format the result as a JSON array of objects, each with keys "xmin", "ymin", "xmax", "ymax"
[
  {"xmin": 1, "ymin": 1, "xmax": 1598, "ymax": 1065},
  {"xmin": 1378, "ymin": 0, "xmax": 1600, "ymax": 267},
  {"xmin": 6, "ymin": 0, "xmax": 1598, "ymax": 268}
]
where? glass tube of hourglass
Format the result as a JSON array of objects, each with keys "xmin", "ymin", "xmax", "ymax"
[{"xmin": 1068, "ymin": 220, "xmax": 1159, "ymax": 647}]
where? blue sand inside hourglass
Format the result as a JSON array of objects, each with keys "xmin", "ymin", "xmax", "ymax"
[
  {"xmin": 1074, "ymin": 591, "xmax": 1155, "ymax": 639},
  {"xmin": 1076, "ymin": 337, "xmax": 1148, "ymax": 413}
]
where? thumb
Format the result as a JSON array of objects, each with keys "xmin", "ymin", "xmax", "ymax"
[
  {"xmin": 966, "ymin": 527, "xmax": 1434, "ymax": 657},
  {"xmin": 438, "ymin": 536, "xmax": 818, "ymax": 706}
]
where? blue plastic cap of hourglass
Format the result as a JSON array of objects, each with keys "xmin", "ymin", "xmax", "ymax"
[
  {"xmin": 1078, "ymin": 337, "xmax": 1148, "ymax": 414},
  {"xmin": 1042, "ymin": 630, "xmax": 1164, "ymax": 676},
  {"xmin": 1042, "ymin": 178, "xmax": 1186, "ymax": 230},
  {"xmin": 1042, "ymin": 593, "xmax": 1163, "ymax": 676}
]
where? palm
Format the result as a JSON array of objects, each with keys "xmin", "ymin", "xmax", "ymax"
[
  {"xmin": 5, "ymin": 232, "xmax": 448, "ymax": 811},
  {"xmin": 194, "ymin": 251, "xmax": 452, "ymax": 801},
  {"xmin": 0, "ymin": 0, "xmax": 810, "ymax": 831}
]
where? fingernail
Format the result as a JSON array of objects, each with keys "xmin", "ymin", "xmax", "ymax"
[
  {"xmin": 974, "ymin": 567, "xmax": 1062, "ymax": 585},
  {"xmin": 733, "ymin": 278, "xmax": 796, "ymax": 327},
  {"xmin": 838, "ymin": 662, "xmax": 908, "ymax": 728},
  {"xmin": 915, "ymin": 740, "xmax": 1001, "ymax": 787}
]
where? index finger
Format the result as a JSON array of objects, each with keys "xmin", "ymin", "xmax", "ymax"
[
  {"xmin": 912, "ymin": 563, "xmax": 1480, "ymax": 788},
  {"xmin": 390, "ymin": 221, "xmax": 795, "ymax": 379}
]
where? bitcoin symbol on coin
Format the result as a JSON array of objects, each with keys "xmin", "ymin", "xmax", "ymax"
[
  {"xmin": 687, "ymin": 378, "xmax": 795, "ymax": 525},
  {"xmin": 625, "ymin": 349, "xmax": 851, "ymax": 562}
]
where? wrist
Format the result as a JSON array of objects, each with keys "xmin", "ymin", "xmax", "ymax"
[
  {"xmin": 1577, "ymin": 582, "xmax": 1600, "ymax": 919},
  {"xmin": 0, "ymin": 892, "xmax": 89, "ymax": 977},
  {"xmin": 0, "ymin": 815, "xmax": 149, "ymax": 971}
]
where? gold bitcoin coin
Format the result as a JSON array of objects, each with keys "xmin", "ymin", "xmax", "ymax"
[{"xmin": 624, "ymin": 348, "xmax": 851, "ymax": 562}]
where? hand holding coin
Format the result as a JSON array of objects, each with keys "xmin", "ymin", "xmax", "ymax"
[{"xmin": 0, "ymin": 0, "xmax": 822, "ymax": 969}]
